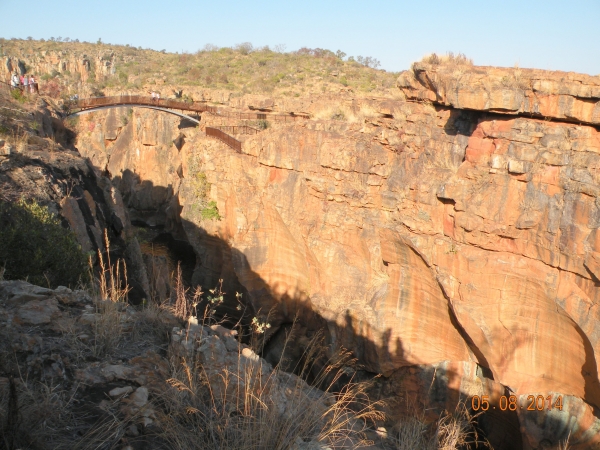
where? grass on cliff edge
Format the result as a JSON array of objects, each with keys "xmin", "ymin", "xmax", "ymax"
[{"xmin": 0, "ymin": 198, "xmax": 88, "ymax": 288}]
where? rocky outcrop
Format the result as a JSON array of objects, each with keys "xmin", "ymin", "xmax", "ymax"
[
  {"xmin": 0, "ymin": 102, "xmax": 150, "ymax": 299},
  {"xmin": 2, "ymin": 50, "xmax": 116, "ymax": 83},
  {"xmin": 398, "ymin": 62, "xmax": 600, "ymax": 125},
  {"xmin": 0, "ymin": 279, "xmax": 385, "ymax": 449}
]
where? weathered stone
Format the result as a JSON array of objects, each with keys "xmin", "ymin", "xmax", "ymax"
[
  {"xmin": 15, "ymin": 299, "xmax": 60, "ymax": 325},
  {"xmin": 129, "ymin": 386, "xmax": 148, "ymax": 408},
  {"xmin": 109, "ymin": 385, "xmax": 134, "ymax": 397}
]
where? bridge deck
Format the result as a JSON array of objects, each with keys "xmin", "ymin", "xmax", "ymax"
[
  {"xmin": 72, "ymin": 95, "xmax": 308, "ymax": 122},
  {"xmin": 74, "ymin": 95, "xmax": 215, "ymax": 114}
]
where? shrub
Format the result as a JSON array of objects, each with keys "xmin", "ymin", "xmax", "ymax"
[
  {"xmin": 421, "ymin": 52, "xmax": 473, "ymax": 66},
  {"xmin": 0, "ymin": 199, "xmax": 88, "ymax": 288},
  {"xmin": 9, "ymin": 88, "xmax": 25, "ymax": 103},
  {"xmin": 356, "ymin": 55, "xmax": 381, "ymax": 69},
  {"xmin": 331, "ymin": 110, "xmax": 346, "ymax": 121},
  {"xmin": 40, "ymin": 80, "xmax": 61, "ymax": 98},
  {"xmin": 200, "ymin": 201, "xmax": 221, "ymax": 220},
  {"xmin": 235, "ymin": 42, "xmax": 254, "ymax": 55},
  {"xmin": 256, "ymin": 119, "xmax": 269, "ymax": 130}
]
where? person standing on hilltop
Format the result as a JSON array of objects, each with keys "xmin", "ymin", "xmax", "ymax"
[
  {"xmin": 29, "ymin": 75, "xmax": 37, "ymax": 93},
  {"xmin": 10, "ymin": 72, "xmax": 19, "ymax": 88},
  {"xmin": 23, "ymin": 75, "xmax": 29, "ymax": 94},
  {"xmin": 19, "ymin": 74, "xmax": 24, "ymax": 88}
]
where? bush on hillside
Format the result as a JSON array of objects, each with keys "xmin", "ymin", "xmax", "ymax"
[
  {"xmin": 421, "ymin": 52, "xmax": 473, "ymax": 66},
  {"xmin": 0, "ymin": 199, "xmax": 88, "ymax": 288}
]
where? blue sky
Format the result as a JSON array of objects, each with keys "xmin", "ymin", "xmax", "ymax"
[{"xmin": 1, "ymin": 0, "xmax": 599, "ymax": 74}]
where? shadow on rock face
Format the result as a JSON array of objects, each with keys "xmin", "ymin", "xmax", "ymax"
[{"xmin": 91, "ymin": 170, "xmax": 526, "ymax": 448}]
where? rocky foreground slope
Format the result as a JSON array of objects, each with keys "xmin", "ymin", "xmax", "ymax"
[{"xmin": 71, "ymin": 63, "xmax": 600, "ymax": 449}]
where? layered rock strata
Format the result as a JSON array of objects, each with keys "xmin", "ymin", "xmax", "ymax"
[{"xmin": 399, "ymin": 62, "xmax": 600, "ymax": 125}]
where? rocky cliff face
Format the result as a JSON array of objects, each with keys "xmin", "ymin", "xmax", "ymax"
[
  {"xmin": 2, "ymin": 50, "xmax": 116, "ymax": 83},
  {"xmin": 72, "ymin": 67, "xmax": 600, "ymax": 449}
]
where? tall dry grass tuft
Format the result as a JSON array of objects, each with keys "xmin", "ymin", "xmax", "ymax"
[
  {"xmin": 172, "ymin": 262, "xmax": 203, "ymax": 321},
  {"xmin": 558, "ymin": 433, "xmax": 571, "ymax": 450},
  {"xmin": 157, "ymin": 329, "xmax": 384, "ymax": 449},
  {"xmin": 94, "ymin": 229, "xmax": 130, "ymax": 303},
  {"xmin": 84, "ymin": 229, "xmax": 130, "ymax": 358}
]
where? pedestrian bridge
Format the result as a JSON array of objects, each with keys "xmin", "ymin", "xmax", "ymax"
[
  {"xmin": 67, "ymin": 95, "xmax": 307, "ymax": 151},
  {"xmin": 69, "ymin": 95, "xmax": 216, "ymax": 124},
  {"xmin": 68, "ymin": 95, "xmax": 306, "ymax": 122}
]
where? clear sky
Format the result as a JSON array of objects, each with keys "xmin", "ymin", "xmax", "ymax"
[{"xmin": 1, "ymin": 0, "xmax": 599, "ymax": 75}]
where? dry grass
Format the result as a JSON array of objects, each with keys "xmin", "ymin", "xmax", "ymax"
[
  {"xmin": 0, "ymin": 377, "xmax": 83, "ymax": 449},
  {"xmin": 156, "ymin": 331, "xmax": 384, "ymax": 450},
  {"xmin": 558, "ymin": 434, "xmax": 571, "ymax": 450},
  {"xmin": 80, "ymin": 230, "xmax": 130, "ymax": 358},
  {"xmin": 391, "ymin": 402, "xmax": 490, "ymax": 450},
  {"xmin": 52, "ymin": 228, "xmax": 138, "ymax": 366},
  {"xmin": 172, "ymin": 262, "xmax": 203, "ymax": 321}
]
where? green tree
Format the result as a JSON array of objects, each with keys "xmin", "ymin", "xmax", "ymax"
[{"xmin": 0, "ymin": 199, "xmax": 88, "ymax": 288}]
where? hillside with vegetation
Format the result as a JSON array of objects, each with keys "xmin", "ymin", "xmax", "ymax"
[{"xmin": 0, "ymin": 38, "xmax": 398, "ymax": 100}]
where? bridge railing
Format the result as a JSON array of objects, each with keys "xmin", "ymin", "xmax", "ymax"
[
  {"xmin": 214, "ymin": 125, "xmax": 261, "ymax": 135},
  {"xmin": 216, "ymin": 111, "xmax": 308, "ymax": 122},
  {"xmin": 205, "ymin": 127, "xmax": 242, "ymax": 153}
]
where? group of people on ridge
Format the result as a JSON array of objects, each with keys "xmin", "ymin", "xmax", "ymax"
[{"xmin": 10, "ymin": 72, "xmax": 38, "ymax": 93}]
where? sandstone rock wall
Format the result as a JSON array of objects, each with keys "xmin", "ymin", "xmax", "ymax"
[{"xmin": 72, "ymin": 67, "xmax": 600, "ymax": 449}]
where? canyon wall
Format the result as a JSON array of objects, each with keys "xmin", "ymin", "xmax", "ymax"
[{"xmin": 73, "ymin": 66, "xmax": 600, "ymax": 449}]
